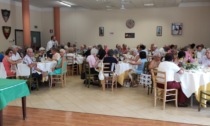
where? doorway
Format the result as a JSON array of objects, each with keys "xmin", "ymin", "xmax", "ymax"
[{"xmin": 15, "ymin": 29, "xmax": 41, "ymax": 49}]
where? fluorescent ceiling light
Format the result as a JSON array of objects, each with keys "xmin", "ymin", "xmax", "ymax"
[
  {"xmin": 144, "ymin": 3, "xmax": 154, "ymax": 7},
  {"xmin": 58, "ymin": 1, "xmax": 74, "ymax": 7}
]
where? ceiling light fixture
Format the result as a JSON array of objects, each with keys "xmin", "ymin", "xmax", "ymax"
[
  {"xmin": 144, "ymin": 3, "xmax": 154, "ymax": 7},
  {"xmin": 58, "ymin": 0, "xmax": 74, "ymax": 7}
]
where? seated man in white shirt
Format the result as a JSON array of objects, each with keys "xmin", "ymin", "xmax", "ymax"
[
  {"xmin": 23, "ymin": 48, "xmax": 43, "ymax": 81},
  {"xmin": 51, "ymin": 47, "xmax": 61, "ymax": 62},
  {"xmin": 199, "ymin": 48, "xmax": 210, "ymax": 67},
  {"xmin": 158, "ymin": 53, "xmax": 187, "ymax": 107}
]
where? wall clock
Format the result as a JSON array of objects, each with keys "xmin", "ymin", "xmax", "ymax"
[{"xmin": 126, "ymin": 19, "xmax": 135, "ymax": 29}]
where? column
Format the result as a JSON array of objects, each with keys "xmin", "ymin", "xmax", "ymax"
[
  {"xmin": 54, "ymin": 7, "xmax": 60, "ymax": 44},
  {"xmin": 22, "ymin": 0, "xmax": 31, "ymax": 48}
]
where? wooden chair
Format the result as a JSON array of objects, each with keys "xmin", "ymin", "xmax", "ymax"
[
  {"xmin": 198, "ymin": 90, "xmax": 210, "ymax": 111},
  {"xmin": 49, "ymin": 61, "xmax": 67, "ymax": 88},
  {"xmin": 66, "ymin": 55, "xmax": 79, "ymax": 76},
  {"xmin": 103, "ymin": 63, "xmax": 117, "ymax": 91},
  {"xmin": 84, "ymin": 61, "xmax": 98, "ymax": 88},
  {"xmin": 151, "ymin": 69, "xmax": 178, "ymax": 110}
]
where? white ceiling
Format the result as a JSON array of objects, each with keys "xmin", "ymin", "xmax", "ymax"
[{"xmin": 13, "ymin": 0, "xmax": 210, "ymax": 9}]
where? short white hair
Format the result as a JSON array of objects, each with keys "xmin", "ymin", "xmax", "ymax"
[
  {"xmin": 131, "ymin": 48, "xmax": 138, "ymax": 54},
  {"xmin": 153, "ymin": 52, "xmax": 161, "ymax": 57},
  {"xmin": 91, "ymin": 48, "xmax": 98, "ymax": 55},
  {"xmin": 39, "ymin": 47, "xmax": 45, "ymax": 51},
  {"xmin": 60, "ymin": 49, "xmax": 66, "ymax": 53},
  {"xmin": 27, "ymin": 48, "xmax": 33, "ymax": 53}
]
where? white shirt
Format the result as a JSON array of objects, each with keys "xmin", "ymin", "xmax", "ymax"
[
  {"xmin": 158, "ymin": 61, "xmax": 180, "ymax": 82},
  {"xmin": 23, "ymin": 55, "xmax": 36, "ymax": 73},
  {"xmin": 46, "ymin": 40, "xmax": 55, "ymax": 51},
  {"xmin": 199, "ymin": 56, "xmax": 210, "ymax": 67},
  {"xmin": 52, "ymin": 53, "xmax": 61, "ymax": 61},
  {"xmin": 10, "ymin": 52, "xmax": 21, "ymax": 61}
]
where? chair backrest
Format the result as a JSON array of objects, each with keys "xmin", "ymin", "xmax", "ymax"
[
  {"xmin": 143, "ymin": 61, "xmax": 149, "ymax": 74},
  {"xmin": 151, "ymin": 69, "xmax": 167, "ymax": 90},
  {"xmin": 103, "ymin": 63, "xmax": 111, "ymax": 73},
  {"xmin": 61, "ymin": 61, "xmax": 68, "ymax": 74},
  {"xmin": 66, "ymin": 55, "xmax": 74, "ymax": 65},
  {"xmin": 16, "ymin": 63, "xmax": 30, "ymax": 77},
  {"xmin": 84, "ymin": 61, "xmax": 91, "ymax": 75}
]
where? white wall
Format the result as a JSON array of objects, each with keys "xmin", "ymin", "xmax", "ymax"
[
  {"xmin": 1, "ymin": 0, "xmax": 210, "ymax": 51},
  {"xmin": 0, "ymin": 0, "xmax": 43, "ymax": 51},
  {"xmin": 58, "ymin": 7, "xmax": 210, "ymax": 49}
]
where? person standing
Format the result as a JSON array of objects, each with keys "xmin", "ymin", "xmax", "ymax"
[{"xmin": 46, "ymin": 35, "xmax": 58, "ymax": 51}]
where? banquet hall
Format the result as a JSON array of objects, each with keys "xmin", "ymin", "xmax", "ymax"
[{"xmin": 0, "ymin": 0, "xmax": 210, "ymax": 126}]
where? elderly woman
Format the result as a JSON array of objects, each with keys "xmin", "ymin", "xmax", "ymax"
[
  {"xmin": 148, "ymin": 52, "xmax": 161, "ymax": 71},
  {"xmin": 129, "ymin": 49, "xmax": 139, "ymax": 62},
  {"xmin": 51, "ymin": 47, "xmax": 61, "ymax": 62},
  {"xmin": 129, "ymin": 51, "xmax": 147, "ymax": 87},
  {"xmin": 199, "ymin": 48, "xmax": 210, "ymax": 67},
  {"xmin": 86, "ymin": 48, "xmax": 99, "ymax": 74},
  {"xmin": 3, "ymin": 48, "xmax": 21, "ymax": 77},
  {"xmin": 49, "ymin": 49, "xmax": 66, "ymax": 75}
]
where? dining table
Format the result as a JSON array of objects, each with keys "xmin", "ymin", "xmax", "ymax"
[
  {"xmin": 0, "ymin": 79, "xmax": 30, "ymax": 126},
  {"xmin": 174, "ymin": 68, "xmax": 210, "ymax": 107}
]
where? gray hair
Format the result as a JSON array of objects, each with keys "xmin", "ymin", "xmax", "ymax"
[
  {"xmin": 91, "ymin": 48, "xmax": 98, "ymax": 55},
  {"xmin": 60, "ymin": 49, "xmax": 66, "ymax": 53},
  {"xmin": 27, "ymin": 48, "xmax": 33, "ymax": 53}
]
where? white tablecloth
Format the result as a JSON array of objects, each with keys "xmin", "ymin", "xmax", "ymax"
[
  {"xmin": 115, "ymin": 62, "xmax": 136, "ymax": 75},
  {"xmin": 37, "ymin": 61, "xmax": 57, "ymax": 73},
  {"xmin": 0, "ymin": 63, "xmax": 7, "ymax": 78},
  {"xmin": 16, "ymin": 63, "xmax": 30, "ymax": 76},
  {"xmin": 174, "ymin": 70, "xmax": 210, "ymax": 98},
  {"xmin": 66, "ymin": 53, "xmax": 84, "ymax": 64}
]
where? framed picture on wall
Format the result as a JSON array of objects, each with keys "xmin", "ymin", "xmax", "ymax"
[
  {"xmin": 125, "ymin": 33, "xmax": 135, "ymax": 38},
  {"xmin": 171, "ymin": 23, "xmax": 183, "ymax": 35},
  {"xmin": 156, "ymin": 26, "xmax": 162, "ymax": 36},
  {"xmin": 99, "ymin": 27, "xmax": 104, "ymax": 36}
]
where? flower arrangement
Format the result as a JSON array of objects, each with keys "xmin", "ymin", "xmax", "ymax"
[{"xmin": 182, "ymin": 63, "xmax": 198, "ymax": 70}]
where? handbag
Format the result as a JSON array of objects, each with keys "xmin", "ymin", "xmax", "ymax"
[{"xmin": 98, "ymin": 62, "xmax": 104, "ymax": 80}]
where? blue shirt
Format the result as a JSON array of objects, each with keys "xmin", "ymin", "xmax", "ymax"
[
  {"xmin": 0, "ymin": 54, "xmax": 4, "ymax": 62},
  {"xmin": 134, "ymin": 58, "xmax": 147, "ymax": 74}
]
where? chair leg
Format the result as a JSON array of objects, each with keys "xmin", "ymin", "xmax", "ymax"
[
  {"xmin": 163, "ymin": 92, "xmax": 166, "ymax": 110},
  {"xmin": 50, "ymin": 75, "xmax": 53, "ymax": 88},
  {"xmin": 36, "ymin": 79, "xmax": 39, "ymax": 90},
  {"xmin": 198, "ymin": 91, "xmax": 202, "ymax": 111},
  {"xmin": 154, "ymin": 89, "xmax": 157, "ymax": 107},
  {"xmin": 175, "ymin": 90, "xmax": 178, "ymax": 107}
]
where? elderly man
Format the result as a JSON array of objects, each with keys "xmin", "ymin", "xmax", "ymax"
[
  {"xmin": 199, "ymin": 48, "xmax": 210, "ymax": 67},
  {"xmin": 196, "ymin": 45, "xmax": 206, "ymax": 60},
  {"xmin": 23, "ymin": 48, "xmax": 43, "ymax": 80}
]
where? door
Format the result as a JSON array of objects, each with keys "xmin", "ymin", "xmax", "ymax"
[
  {"xmin": 15, "ymin": 29, "xmax": 41, "ymax": 49},
  {"xmin": 31, "ymin": 31, "xmax": 41, "ymax": 49}
]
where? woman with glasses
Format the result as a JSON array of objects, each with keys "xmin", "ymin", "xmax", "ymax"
[{"xmin": 2, "ymin": 48, "xmax": 21, "ymax": 77}]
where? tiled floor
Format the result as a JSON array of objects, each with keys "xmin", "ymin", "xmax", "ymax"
[{"xmin": 9, "ymin": 76, "xmax": 210, "ymax": 125}]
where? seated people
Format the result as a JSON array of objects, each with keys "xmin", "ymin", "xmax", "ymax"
[
  {"xmin": 36, "ymin": 47, "xmax": 46, "ymax": 62},
  {"xmin": 2, "ymin": 48, "xmax": 21, "ymax": 77},
  {"xmin": 86, "ymin": 48, "xmax": 99, "ymax": 74},
  {"xmin": 122, "ymin": 44, "xmax": 128, "ymax": 54},
  {"xmin": 174, "ymin": 50, "xmax": 186, "ymax": 67},
  {"xmin": 128, "ymin": 51, "xmax": 147, "ymax": 87},
  {"xmin": 148, "ymin": 52, "xmax": 161, "ymax": 71},
  {"xmin": 158, "ymin": 53, "xmax": 187, "ymax": 107},
  {"xmin": 185, "ymin": 46, "xmax": 195, "ymax": 63},
  {"xmin": 51, "ymin": 47, "xmax": 61, "ymax": 62},
  {"xmin": 49, "ymin": 49, "xmax": 66, "ymax": 75},
  {"xmin": 199, "ymin": 48, "xmax": 210, "ymax": 67},
  {"xmin": 129, "ymin": 49, "xmax": 139, "ymax": 62},
  {"xmin": 97, "ymin": 44, "xmax": 106, "ymax": 60},
  {"xmin": 23, "ymin": 48, "xmax": 43, "ymax": 80},
  {"xmin": 103, "ymin": 49, "xmax": 118, "ymax": 71}
]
